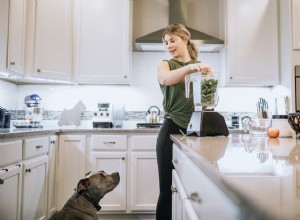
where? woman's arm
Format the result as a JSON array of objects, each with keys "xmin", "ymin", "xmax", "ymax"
[{"xmin": 157, "ymin": 61, "xmax": 212, "ymax": 86}]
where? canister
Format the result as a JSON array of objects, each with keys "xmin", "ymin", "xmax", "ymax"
[{"xmin": 271, "ymin": 115, "xmax": 294, "ymax": 137}]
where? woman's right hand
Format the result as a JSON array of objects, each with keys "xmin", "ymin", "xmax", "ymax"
[{"xmin": 188, "ymin": 63, "xmax": 212, "ymax": 73}]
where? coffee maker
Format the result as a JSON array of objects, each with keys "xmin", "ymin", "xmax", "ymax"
[{"xmin": 185, "ymin": 72, "xmax": 229, "ymax": 137}]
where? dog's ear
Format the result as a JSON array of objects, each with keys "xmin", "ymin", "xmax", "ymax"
[
  {"xmin": 85, "ymin": 171, "xmax": 92, "ymax": 176},
  {"xmin": 75, "ymin": 178, "xmax": 90, "ymax": 191}
]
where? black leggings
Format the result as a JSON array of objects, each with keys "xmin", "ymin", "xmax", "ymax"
[{"xmin": 156, "ymin": 118, "xmax": 186, "ymax": 220}]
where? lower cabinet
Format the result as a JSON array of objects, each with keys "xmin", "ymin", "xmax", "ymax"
[
  {"xmin": 130, "ymin": 135, "xmax": 159, "ymax": 212},
  {"xmin": 172, "ymin": 144, "xmax": 240, "ymax": 220},
  {"xmin": 0, "ymin": 164, "xmax": 22, "ymax": 220},
  {"xmin": 88, "ymin": 134, "xmax": 127, "ymax": 212},
  {"xmin": 48, "ymin": 135, "xmax": 58, "ymax": 218},
  {"xmin": 22, "ymin": 155, "xmax": 48, "ymax": 220},
  {"xmin": 56, "ymin": 135, "xmax": 86, "ymax": 210}
]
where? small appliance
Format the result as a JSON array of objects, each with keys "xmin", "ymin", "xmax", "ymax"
[
  {"xmin": 0, "ymin": 107, "xmax": 11, "ymax": 129},
  {"xmin": 185, "ymin": 72, "xmax": 229, "ymax": 136},
  {"xmin": 92, "ymin": 103, "xmax": 114, "ymax": 128},
  {"xmin": 22, "ymin": 94, "xmax": 44, "ymax": 128}
]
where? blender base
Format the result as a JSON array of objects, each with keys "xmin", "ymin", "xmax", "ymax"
[{"xmin": 186, "ymin": 111, "xmax": 229, "ymax": 137}]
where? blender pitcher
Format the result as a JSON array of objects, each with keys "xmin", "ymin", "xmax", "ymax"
[{"xmin": 185, "ymin": 72, "xmax": 228, "ymax": 136}]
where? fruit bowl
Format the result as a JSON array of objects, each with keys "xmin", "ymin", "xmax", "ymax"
[{"xmin": 287, "ymin": 113, "xmax": 300, "ymax": 133}]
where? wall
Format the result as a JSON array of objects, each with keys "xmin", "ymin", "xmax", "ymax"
[
  {"xmin": 12, "ymin": 52, "xmax": 273, "ymax": 114},
  {"xmin": 0, "ymin": 79, "xmax": 18, "ymax": 109}
]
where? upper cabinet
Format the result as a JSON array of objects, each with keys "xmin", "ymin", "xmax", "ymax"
[
  {"xmin": 222, "ymin": 0, "xmax": 280, "ymax": 86},
  {"xmin": 73, "ymin": 0, "xmax": 131, "ymax": 84},
  {"xmin": 292, "ymin": 0, "xmax": 300, "ymax": 50},
  {"xmin": 7, "ymin": 0, "xmax": 26, "ymax": 76},
  {"xmin": 25, "ymin": 0, "xmax": 73, "ymax": 81}
]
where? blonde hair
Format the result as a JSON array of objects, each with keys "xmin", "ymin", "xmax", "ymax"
[{"xmin": 162, "ymin": 23, "xmax": 199, "ymax": 60}]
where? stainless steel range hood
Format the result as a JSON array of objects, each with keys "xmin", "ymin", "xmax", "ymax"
[{"xmin": 135, "ymin": 0, "xmax": 224, "ymax": 52}]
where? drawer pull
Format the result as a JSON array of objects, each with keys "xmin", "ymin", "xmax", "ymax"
[
  {"xmin": 171, "ymin": 185, "xmax": 177, "ymax": 193},
  {"xmin": 36, "ymin": 145, "xmax": 43, "ymax": 149},
  {"xmin": 103, "ymin": 141, "xmax": 116, "ymax": 144},
  {"xmin": 172, "ymin": 159, "xmax": 178, "ymax": 164},
  {"xmin": 0, "ymin": 179, "xmax": 4, "ymax": 185},
  {"xmin": 10, "ymin": 61, "xmax": 15, "ymax": 65},
  {"xmin": 50, "ymin": 140, "xmax": 55, "ymax": 144},
  {"xmin": 26, "ymin": 169, "xmax": 31, "ymax": 173},
  {"xmin": 189, "ymin": 192, "xmax": 202, "ymax": 204},
  {"xmin": 2, "ymin": 169, "xmax": 8, "ymax": 172}
]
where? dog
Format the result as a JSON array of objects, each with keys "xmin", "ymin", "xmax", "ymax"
[
  {"xmin": 51, "ymin": 170, "xmax": 120, "ymax": 220},
  {"xmin": 58, "ymin": 100, "xmax": 86, "ymax": 127}
]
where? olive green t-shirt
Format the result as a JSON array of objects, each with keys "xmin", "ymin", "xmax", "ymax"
[{"xmin": 159, "ymin": 59, "xmax": 198, "ymax": 129}]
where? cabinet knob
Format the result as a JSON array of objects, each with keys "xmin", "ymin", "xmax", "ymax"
[
  {"xmin": 124, "ymin": 75, "xmax": 127, "ymax": 78},
  {"xmin": 189, "ymin": 192, "xmax": 202, "ymax": 203},
  {"xmin": 36, "ymin": 145, "xmax": 43, "ymax": 149},
  {"xmin": 230, "ymin": 76, "xmax": 233, "ymax": 79},
  {"xmin": 37, "ymin": 69, "xmax": 41, "ymax": 72},
  {"xmin": 26, "ymin": 169, "xmax": 31, "ymax": 173},
  {"xmin": 121, "ymin": 157, "xmax": 125, "ymax": 160},
  {"xmin": 0, "ymin": 179, "xmax": 4, "ymax": 185},
  {"xmin": 50, "ymin": 140, "xmax": 55, "ymax": 144},
  {"xmin": 10, "ymin": 61, "xmax": 15, "ymax": 65},
  {"xmin": 103, "ymin": 141, "xmax": 116, "ymax": 144},
  {"xmin": 172, "ymin": 159, "xmax": 178, "ymax": 164},
  {"xmin": 171, "ymin": 185, "xmax": 177, "ymax": 193}
]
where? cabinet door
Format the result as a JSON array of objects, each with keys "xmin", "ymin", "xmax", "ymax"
[
  {"xmin": 0, "ymin": 165, "xmax": 22, "ymax": 220},
  {"xmin": 7, "ymin": 0, "xmax": 26, "ymax": 75},
  {"xmin": 172, "ymin": 170, "xmax": 187, "ymax": 220},
  {"xmin": 292, "ymin": 0, "xmax": 300, "ymax": 49},
  {"xmin": 224, "ymin": 0, "xmax": 279, "ymax": 85},
  {"xmin": 0, "ymin": 0, "xmax": 9, "ymax": 73},
  {"xmin": 56, "ymin": 135, "xmax": 86, "ymax": 210},
  {"xmin": 48, "ymin": 135, "xmax": 58, "ymax": 218},
  {"xmin": 90, "ymin": 151, "xmax": 127, "ymax": 212},
  {"xmin": 30, "ymin": 0, "xmax": 72, "ymax": 80},
  {"xmin": 22, "ymin": 155, "xmax": 48, "ymax": 220},
  {"xmin": 73, "ymin": 0, "xmax": 130, "ymax": 84},
  {"xmin": 131, "ymin": 152, "xmax": 159, "ymax": 212}
]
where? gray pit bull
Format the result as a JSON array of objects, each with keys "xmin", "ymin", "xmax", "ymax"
[{"xmin": 50, "ymin": 170, "xmax": 120, "ymax": 220}]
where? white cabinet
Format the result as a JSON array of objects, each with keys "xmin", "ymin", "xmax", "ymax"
[
  {"xmin": 172, "ymin": 144, "xmax": 240, "ymax": 220},
  {"xmin": 21, "ymin": 136, "xmax": 49, "ymax": 220},
  {"xmin": 48, "ymin": 135, "xmax": 58, "ymax": 218},
  {"xmin": 7, "ymin": 0, "xmax": 26, "ymax": 75},
  {"xmin": 22, "ymin": 155, "xmax": 48, "ymax": 220},
  {"xmin": 0, "ymin": 140, "xmax": 23, "ymax": 220},
  {"xmin": 89, "ymin": 135, "xmax": 127, "ymax": 212},
  {"xmin": 0, "ymin": 165, "xmax": 22, "ymax": 220},
  {"xmin": 130, "ymin": 135, "xmax": 159, "ymax": 212},
  {"xmin": 73, "ymin": 0, "xmax": 131, "ymax": 84},
  {"xmin": 56, "ymin": 135, "xmax": 86, "ymax": 210},
  {"xmin": 292, "ymin": 0, "xmax": 300, "ymax": 49},
  {"xmin": 0, "ymin": 0, "xmax": 9, "ymax": 73},
  {"xmin": 172, "ymin": 170, "xmax": 187, "ymax": 220},
  {"xmin": 25, "ymin": 0, "xmax": 73, "ymax": 80},
  {"xmin": 223, "ymin": 0, "xmax": 279, "ymax": 85}
]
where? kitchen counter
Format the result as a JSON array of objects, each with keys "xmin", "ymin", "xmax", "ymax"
[
  {"xmin": 171, "ymin": 134, "xmax": 300, "ymax": 220},
  {"xmin": 0, "ymin": 121, "xmax": 161, "ymax": 141}
]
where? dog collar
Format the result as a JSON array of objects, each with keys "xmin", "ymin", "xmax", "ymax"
[{"xmin": 77, "ymin": 191, "xmax": 101, "ymax": 211}]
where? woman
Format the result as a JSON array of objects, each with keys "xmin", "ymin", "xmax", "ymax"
[{"xmin": 156, "ymin": 23, "xmax": 212, "ymax": 220}]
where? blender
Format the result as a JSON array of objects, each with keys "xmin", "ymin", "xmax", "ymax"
[{"xmin": 185, "ymin": 72, "xmax": 229, "ymax": 136}]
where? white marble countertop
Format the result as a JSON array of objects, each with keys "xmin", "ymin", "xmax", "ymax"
[{"xmin": 171, "ymin": 134, "xmax": 300, "ymax": 220}]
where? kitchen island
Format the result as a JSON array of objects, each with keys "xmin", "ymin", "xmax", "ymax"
[{"xmin": 171, "ymin": 134, "xmax": 300, "ymax": 220}]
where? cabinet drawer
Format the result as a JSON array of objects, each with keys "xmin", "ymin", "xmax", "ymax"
[
  {"xmin": 131, "ymin": 135, "xmax": 157, "ymax": 151},
  {"xmin": 91, "ymin": 135, "xmax": 127, "ymax": 150},
  {"xmin": 0, "ymin": 140, "xmax": 22, "ymax": 167},
  {"xmin": 23, "ymin": 137, "xmax": 49, "ymax": 159}
]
